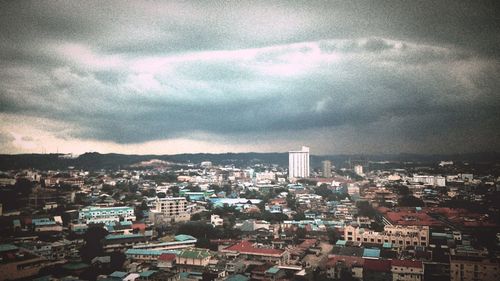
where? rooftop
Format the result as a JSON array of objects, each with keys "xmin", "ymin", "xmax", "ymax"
[
  {"xmin": 0, "ymin": 244, "xmax": 18, "ymax": 253},
  {"xmin": 177, "ymin": 248, "xmax": 211, "ymax": 259},
  {"xmin": 363, "ymin": 248, "xmax": 381, "ymax": 259},
  {"xmin": 175, "ymin": 234, "xmax": 197, "ymax": 241},
  {"xmin": 222, "ymin": 241, "xmax": 285, "ymax": 256},
  {"xmin": 391, "ymin": 259, "xmax": 423, "ymax": 268}
]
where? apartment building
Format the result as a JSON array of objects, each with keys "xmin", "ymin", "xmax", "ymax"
[
  {"xmin": 153, "ymin": 197, "xmax": 190, "ymax": 223},
  {"xmin": 391, "ymin": 260, "xmax": 424, "ymax": 281},
  {"xmin": 0, "ymin": 244, "xmax": 47, "ymax": 281},
  {"xmin": 344, "ymin": 225, "xmax": 429, "ymax": 247},
  {"xmin": 450, "ymin": 256, "xmax": 499, "ymax": 281},
  {"xmin": 79, "ymin": 206, "xmax": 136, "ymax": 224}
]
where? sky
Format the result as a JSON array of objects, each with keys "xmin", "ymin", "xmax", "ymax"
[{"xmin": 0, "ymin": 1, "xmax": 499, "ymax": 155}]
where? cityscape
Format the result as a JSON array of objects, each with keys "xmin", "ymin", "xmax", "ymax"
[{"xmin": 1, "ymin": 1, "xmax": 499, "ymax": 281}]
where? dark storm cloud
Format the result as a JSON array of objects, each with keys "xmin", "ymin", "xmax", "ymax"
[{"xmin": 0, "ymin": 0, "xmax": 499, "ymax": 153}]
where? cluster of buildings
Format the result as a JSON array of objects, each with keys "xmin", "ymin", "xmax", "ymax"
[{"xmin": 0, "ymin": 147, "xmax": 499, "ymax": 281}]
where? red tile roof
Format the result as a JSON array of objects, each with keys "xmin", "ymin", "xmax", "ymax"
[
  {"xmin": 363, "ymin": 259, "xmax": 391, "ymax": 272},
  {"xmin": 391, "ymin": 259, "xmax": 423, "ymax": 268},
  {"xmin": 222, "ymin": 241, "xmax": 285, "ymax": 257},
  {"xmin": 158, "ymin": 253, "xmax": 176, "ymax": 261}
]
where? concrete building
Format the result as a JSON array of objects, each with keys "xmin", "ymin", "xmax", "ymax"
[
  {"xmin": 354, "ymin": 165, "xmax": 364, "ymax": 176},
  {"xmin": 391, "ymin": 260, "xmax": 424, "ymax": 281},
  {"xmin": 79, "ymin": 206, "xmax": 136, "ymax": 224},
  {"xmin": 288, "ymin": 146, "xmax": 310, "ymax": 179},
  {"xmin": 412, "ymin": 175, "xmax": 446, "ymax": 186},
  {"xmin": 0, "ymin": 244, "xmax": 47, "ymax": 281},
  {"xmin": 221, "ymin": 241, "xmax": 289, "ymax": 265},
  {"xmin": 153, "ymin": 197, "xmax": 190, "ymax": 223},
  {"xmin": 450, "ymin": 256, "xmax": 499, "ymax": 281},
  {"xmin": 322, "ymin": 160, "xmax": 332, "ymax": 178},
  {"xmin": 211, "ymin": 215, "xmax": 224, "ymax": 227},
  {"xmin": 176, "ymin": 248, "xmax": 212, "ymax": 272},
  {"xmin": 344, "ymin": 225, "xmax": 429, "ymax": 248}
]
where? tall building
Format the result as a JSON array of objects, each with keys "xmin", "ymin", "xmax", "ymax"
[
  {"xmin": 322, "ymin": 160, "xmax": 332, "ymax": 178},
  {"xmin": 153, "ymin": 197, "xmax": 190, "ymax": 223},
  {"xmin": 78, "ymin": 206, "xmax": 136, "ymax": 224},
  {"xmin": 354, "ymin": 164, "xmax": 364, "ymax": 176},
  {"xmin": 289, "ymin": 146, "xmax": 310, "ymax": 179}
]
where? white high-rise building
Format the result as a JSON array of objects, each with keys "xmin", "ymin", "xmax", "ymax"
[
  {"xmin": 354, "ymin": 164, "xmax": 364, "ymax": 176},
  {"xmin": 289, "ymin": 146, "xmax": 310, "ymax": 179}
]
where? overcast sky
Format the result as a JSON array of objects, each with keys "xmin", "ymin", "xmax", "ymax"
[{"xmin": 1, "ymin": 1, "xmax": 499, "ymax": 155}]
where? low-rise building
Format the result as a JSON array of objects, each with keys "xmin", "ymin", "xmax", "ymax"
[
  {"xmin": 344, "ymin": 225, "xmax": 429, "ymax": 248},
  {"xmin": 450, "ymin": 256, "xmax": 500, "ymax": 281},
  {"xmin": 0, "ymin": 244, "xmax": 47, "ymax": 281},
  {"xmin": 221, "ymin": 241, "xmax": 289, "ymax": 265},
  {"xmin": 211, "ymin": 215, "xmax": 224, "ymax": 227},
  {"xmin": 176, "ymin": 248, "xmax": 212, "ymax": 272},
  {"xmin": 391, "ymin": 260, "xmax": 424, "ymax": 281},
  {"xmin": 79, "ymin": 206, "xmax": 136, "ymax": 224}
]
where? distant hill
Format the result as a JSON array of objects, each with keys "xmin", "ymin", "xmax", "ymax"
[{"xmin": 0, "ymin": 151, "xmax": 499, "ymax": 171}]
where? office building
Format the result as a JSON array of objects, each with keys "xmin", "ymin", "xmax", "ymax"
[
  {"xmin": 322, "ymin": 160, "xmax": 332, "ymax": 178},
  {"xmin": 289, "ymin": 146, "xmax": 310, "ymax": 179}
]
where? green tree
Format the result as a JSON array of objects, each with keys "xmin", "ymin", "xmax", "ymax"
[{"xmin": 80, "ymin": 226, "xmax": 108, "ymax": 262}]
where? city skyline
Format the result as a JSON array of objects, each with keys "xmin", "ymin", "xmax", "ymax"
[{"xmin": 1, "ymin": 1, "xmax": 499, "ymax": 155}]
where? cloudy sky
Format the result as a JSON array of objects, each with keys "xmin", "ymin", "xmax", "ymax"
[{"xmin": 1, "ymin": 1, "xmax": 499, "ymax": 155}]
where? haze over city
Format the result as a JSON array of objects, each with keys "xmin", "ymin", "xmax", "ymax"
[{"xmin": 1, "ymin": 1, "xmax": 499, "ymax": 155}]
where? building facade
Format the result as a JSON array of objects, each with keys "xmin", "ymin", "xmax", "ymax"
[
  {"xmin": 391, "ymin": 260, "xmax": 424, "ymax": 281},
  {"xmin": 322, "ymin": 160, "xmax": 332, "ymax": 178},
  {"xmin": 450, "ymin": 256, "xmax": 500, "ymax": 281},
  {"xmin": 154, "ymin": 197, "xmax": 190, "ymax": 223},
  {"xmin": 79, "ymin": 206, "xmax": 136, "ymax": 224},
  {"xmin": 288, "ymin": 146, "xmax": 310, "ymax": 179},
  {"xmin": 354, "ymin": 165, "xmax": 363, "ymax": 176},
  {"xmin": 344, "ymin": 225, "xmax": 429, "ymax": 247}
]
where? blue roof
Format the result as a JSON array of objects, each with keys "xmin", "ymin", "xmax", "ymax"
[
  {"xmin": 125, "ymin": 249, "xmax": 177, "ymax": 256},
  {"xmin": 34, "ymin": 221, "xmax": 57, "ymax": 226},
  {"xmin": 175, "ymin": 234, "xmax": 197, "ymax": 241},
  {"xmin": 382, "ymin": 242, "xmax": 392, "ymax": 248},
  {"xmin": 266, "ymin": 266, "xmax": 280, "ymax": 274},
  {"xmin": 139, "ymin": 270, "xmax": 157, "ymax": 277},
  {"xmin": 105, "ymin": 234, "xmax": 143, "ymax": 240},
  {"xmin": 0, "ymin": 244, "xmax": 19, "ymax": 252},
  {"xmin": 336, "ymin": 240, "xmax": 347, "ymax": 246},
  {"xmin": 226, "ymin": 274, "xmax": 250, "ymax": 281},
  {"xmin": 363, "ymin": 248, "xmax": 381, "ymax": 258},
  {"xmin": 32, "ymin": 218, "xmax": 54, "ymax": 225},
  {"xmin": 110, "ymin": 271, "xmax": 128, "ymax": 278}
]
